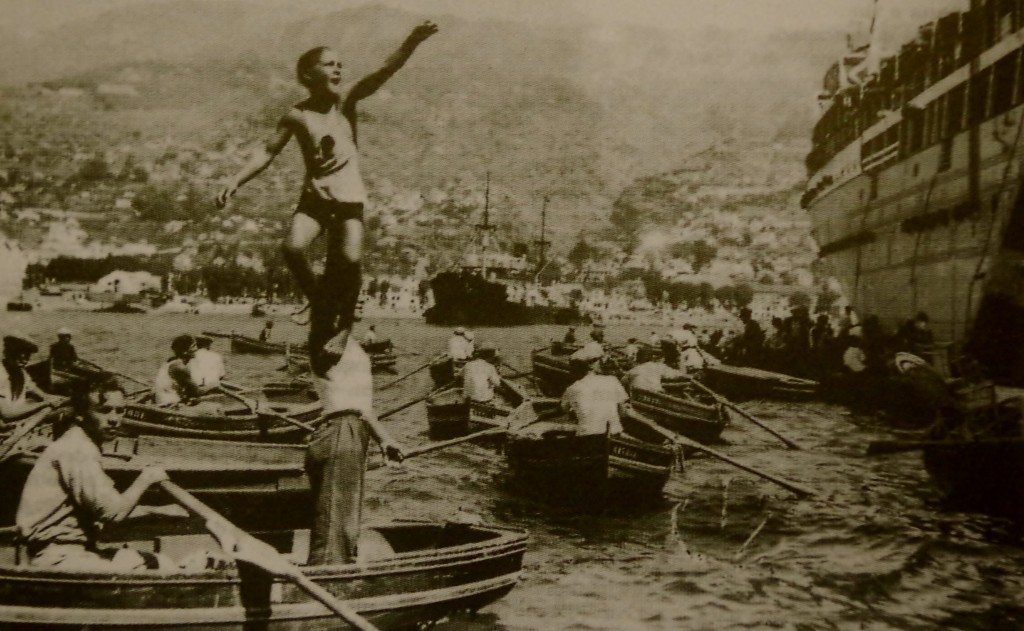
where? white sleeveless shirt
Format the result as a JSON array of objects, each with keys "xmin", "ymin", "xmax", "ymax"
[
  {"xmin": 293, "ymin": 106, "xmax": 367, "ymax": 204},
  {"xmin": 153, "ymin": 361, "xmax": 181, "ymax": 405}
]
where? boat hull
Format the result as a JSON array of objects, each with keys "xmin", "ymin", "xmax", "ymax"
[
  {"xmin": 628, "ymin": 386, "xmax": 727, "ymax": 444},
  {"xmin": 701, "ymin": 364, "xmax": 819, "ymax": 402},
  {"xmin": 0, "ymin": 521, "xmax": 527, "ymax": 630},
  {"xmin": 505, "ymin": 421, "xmax": 674, "ymax": 503},
  {"xmin": 122, "ymin": 386, "xmax": 323, "ymax": 443},
  {"xmin": 0, "ymin": 433, "xmax": 311, "ymax": 532},
  {"xmin": 424, "ymin": 271, "xmax": 586, "ymax": 327}
]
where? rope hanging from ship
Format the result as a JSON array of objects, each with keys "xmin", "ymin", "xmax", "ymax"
[{"xmin": 963, "ymin": 104, "xmax": 1024, "ymax": 339}]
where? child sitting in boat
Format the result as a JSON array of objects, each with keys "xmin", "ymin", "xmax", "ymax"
[{"xmin": 15, "ymin": 377, "xmax": 188, "ymax": 571}]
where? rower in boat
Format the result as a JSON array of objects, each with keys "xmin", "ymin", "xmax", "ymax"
[
  {"xmin": 448, "ymin": 327, "xmax": 472, "ymax": 362},
  {"xmin": 463, "ymin": 347, "xmax": 502, "ymax": 405},
  {"xmin": 258, "ymin": 320, "xmax": 274, "ymax": 343},
  {"xmin": 578, "ymin": 327, "xmax": 606, "ymax": 361},
  {"xmin": 0, "ymin": 335, "xmax": 61, "ymax": 423},
  {"xmin": 557, "ymin": 349, "xmax": 628, "ymax": 437},
  {"xmin": 188, "ymin": 336, "xmax": 226, "ymax": 390},
  {"xmin": 153, "ymin": 335, "xmax": 218, "ymax": 406},
  {"xmin": 15, "ymin": 377, "xmax": 188, "ymax": 570},
  {"xmin": 674, "ymin": 327, "xmax": 721, "ymax": 374},
  {"xmin": 623, "ymin": 346, "xmax": 684, "ymax": 394},
  {"xmin": 364, "ymin": 324, "xmax": 377, "ymax": 345},
  {"xmin": 622, "ymin": 337, "xmax": 640, "ymax": 363},
  {"xmin": 48, "ymin": 328, "xmax": 78, "ymax": 371},
  {"xmin": 563, "ymin": 326, "xmax": 577, "ymax": 345},
  {"xmin": 308, "ymin": 332, "xmax": 404, "ymax": 564}
]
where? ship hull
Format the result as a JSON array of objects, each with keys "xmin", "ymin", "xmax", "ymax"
[
  {"xmin": 807, "ymin": 60, "xmax": 1024, "ymax": 383},
  {"xmin": 424, "ymin": 272, "xmax": 587, "ymax": 327}
]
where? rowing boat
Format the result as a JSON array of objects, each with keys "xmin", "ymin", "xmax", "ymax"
[
  {"xmin": 229, "ymin": 334, "xmax": 295, "ymax": 355},
  {"xmin": 504, "ymin": 415, "xmax": 675, "ymax": 503},
  {"xmin": 25, "ymin": 359, "xmax": 107, "ymax": 396},
  {"xmin": 425, "ymin": 378, "xmax": 532, "ymax": 440},
  {"xmin": 0, "ymin": 431, "xmax": 310, "ymax": 533},
  {"xmin": 428, "ymin": 356, "xmax": 465, "ymax": 389},
  {"xmin": 629, "ymin": 384, "xmax": 728, "ymax": 444},
  {"xmin": 701, "ymin": 364, "xmax": 819, "ymax": 401},
  {"xmin": 122, "ymin": 384, "xmax": 323, "ymax": 443},
  {"xmin": 285, "ymin": 345, "xmax": 399, "ymax": 374},
  {"xmin": 0, "ymin": 520, "xmax": 527, "ymax": 630}
]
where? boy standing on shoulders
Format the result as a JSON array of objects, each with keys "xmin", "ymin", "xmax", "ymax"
[{"xmin": 217, "ymin": 21, "xmax": 439, "ymax": 360}]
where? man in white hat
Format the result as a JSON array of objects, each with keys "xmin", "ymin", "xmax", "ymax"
[
  {"xmin": 447, "ymin": 327, "xmax": 471, "ymax": 362},
  {"xmin": 49, "ymin": 328, "xmax": 79, "ymax": 371},
  {"xmin": 306, "ymin": 333, "xmax": 404, "ymax": 564},
  {"xmin": 674, "ymin": 328, "xmax": 720, "ymax": 374},
  {"xmin": 562, "ymin": 345, "xmax": 628, "ymax": 436}
]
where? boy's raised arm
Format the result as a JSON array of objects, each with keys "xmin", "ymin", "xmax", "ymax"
[
  {"xmin": 216, "ymin": 121, "xmax": 294, "ymax": 208},
  {"xmin": 344, "ymin": 21, "xmax": 438, "ymax": 107}
]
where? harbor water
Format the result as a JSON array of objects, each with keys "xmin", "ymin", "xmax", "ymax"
[{"xmin": 4, "ymin": 311, "xmax": 1024, "ymax": 630}]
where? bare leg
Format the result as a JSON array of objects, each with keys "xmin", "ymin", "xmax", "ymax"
[
  {"xmin": 309, "ymin": 219, "xmax": 363, "ymax": 357},
  {"xmin": 282, "ymin": 213, "xmax": 323, "ymax": 302}
]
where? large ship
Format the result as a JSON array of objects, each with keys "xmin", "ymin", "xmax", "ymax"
[
  {"xmin": 805, "ymin": 1, "xmax": 1024, "ymax": 383},
  {"xmin": 423, "ymin": 178, "xmax": 586, "ymax": 327}
]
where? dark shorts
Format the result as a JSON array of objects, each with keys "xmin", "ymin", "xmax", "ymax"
[{"xmin": 295, "ymin": 190, "xmax": 364, "ymax": 228}]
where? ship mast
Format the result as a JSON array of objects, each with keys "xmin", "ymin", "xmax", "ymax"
[
  {"xmin": 534, "ymin": 195, "xmax": 551, "ymax": 274},
  {"xmin": 475, "ymin": 172, "xmax": 497, "ymax": 273}
]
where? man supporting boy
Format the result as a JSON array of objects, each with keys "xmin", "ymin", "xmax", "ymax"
[{"xmin": 217, "ymin": 21, "xmax": 438, "ymax": 362}]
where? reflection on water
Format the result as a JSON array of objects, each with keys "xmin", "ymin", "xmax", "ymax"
[{"xmin": 5, "ymin": 311, "xmax": 1024, "ymax": 630}]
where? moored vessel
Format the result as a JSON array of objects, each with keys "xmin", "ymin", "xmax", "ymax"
[{"xmin": 805, "ymin": 2, "xmax": 1024, "ymax": 383}]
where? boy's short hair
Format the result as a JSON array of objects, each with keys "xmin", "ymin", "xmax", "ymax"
[
  {"xmin": 69, "ymin": 375, "xmax": 123, "ymax": 418},
  {"xmin": 297, "ymin": 46, "xmax": 331, "ymax": 87}
]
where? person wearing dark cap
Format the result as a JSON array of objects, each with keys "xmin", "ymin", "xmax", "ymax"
[
  {"xmin": 0, "ymin": 335, "xmax": 60, "ymax": 422},
  {"xmin": 49, "ymin": 328, "xmax": 79, "ymax": 371},
  {"xmin": 188, "ymin": 336, "xmax": 226, "ymax": 390},
  {"xmin": 736, "ymin": 307, "xmax": 765, "ymax": 366},
  {"xmin": 895, "ymin": 311, "xmax": 934, "ymax": 357},
  {"xmin": 563, "ymin": 326, "xmax": 577, "ymax": 345},
  {"xmin": 258, "ymin": 320, "xmax": 274, "ymax": 343},
  {"xmin": 152, "ymin": 335, "xmax": 205, "ymax": 405}
]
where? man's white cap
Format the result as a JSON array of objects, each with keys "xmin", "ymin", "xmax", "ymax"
[
  {"xmin": 57, "ymin": 328, "xmax": 72, "ymax": 336},
  {"xmin": 464, "ymin": 331, "xmax": 475, "ymax": 341},
  {"xmin": 671, "ymin": 329, "xmax": 699, "ymax": 348},
  {"xmin": 454, "ymin": 326, "xmax": 466, "ymax": 335}
]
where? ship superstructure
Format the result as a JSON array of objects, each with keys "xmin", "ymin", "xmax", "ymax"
[{"xmin": 805, "ymin": 0, "xmax": 1024, "ymax": 382}]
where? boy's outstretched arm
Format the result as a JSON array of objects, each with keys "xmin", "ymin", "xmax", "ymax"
[
  {"xmin": 216, "ymin": 122, "xmax": 294, "ymax": 208},
  {"xmin": 344, "ymin": 20, "xmax": 438, "ymax": 107}
]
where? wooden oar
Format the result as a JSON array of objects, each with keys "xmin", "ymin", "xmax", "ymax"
[
  {"xmin": 626, "ymin": 408, "xmax": 814, "ymax": 498},
  {"xmin": 379, "ymin": 356, "xmax": 440, "ymax": 391},
  {"xmin": 401, "ymin": 426, "xmax": 507, "ymax": 459},
  {"xmin": 688, "ymin": 378, "xmax": 802, "ymax": 450},
  {"xmin": 217, "ymin": 387, "xmax": 317, "ymax": 433},
  {"xmin": 201, "ymin": 331, "xmax": 236, "ymax": 340},
  {"xmin": 158, "ymin": 480, "xmax": 381, "ymax": 631},
  {"xmin": 0, "ymin": 405, "xmax": 59, "ymax": 464},
  {"xmin": 377, "ymin": 381, "xmax": 455, "ymax": 421}
]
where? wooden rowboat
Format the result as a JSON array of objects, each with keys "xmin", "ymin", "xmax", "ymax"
[
  {"xmin": 25, "ymin": 359, "xmax": 108, "ymax": 396},
  {"xmin": 530, "ymin": 344, "xmax": 578, "ymax": 397},
  {"xmin": 429, "ymin": 355, "xmax": 463, "ymax": 389},
  {"xmin": 701, "ymin": 364, "xmax": 819, "ymax": 401},
  {"xmin": 229, "ymin": 334, "xmax": 295, "ymax": 355},
  {"xmin": 0, "ymin": 520, "xmax": 527, "ymax": 630},
  {"xmin": 122, "ymin": 384, "xmax": 323, "ymax": 443},
  {"xmin": 0, "ymin": 432, "xmax": 310, "ymax": 533},
  {"xmin": 284, "ymin": 346, "xmax": 399, "ymax": 374},
  {"xmin": 505, "ymin": 416, "xmax": 675, "ymax": 503},
  {"xmin": 629, "ymin": 384, "xmax": 728, "ymax": 444},
  {"xmin": 426, "ymin": 378, "xmax": 532, "ymax": 440},
  {"xmin": 920, "ymin": 436, "xmax": 1024, "ymax": 520}
]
